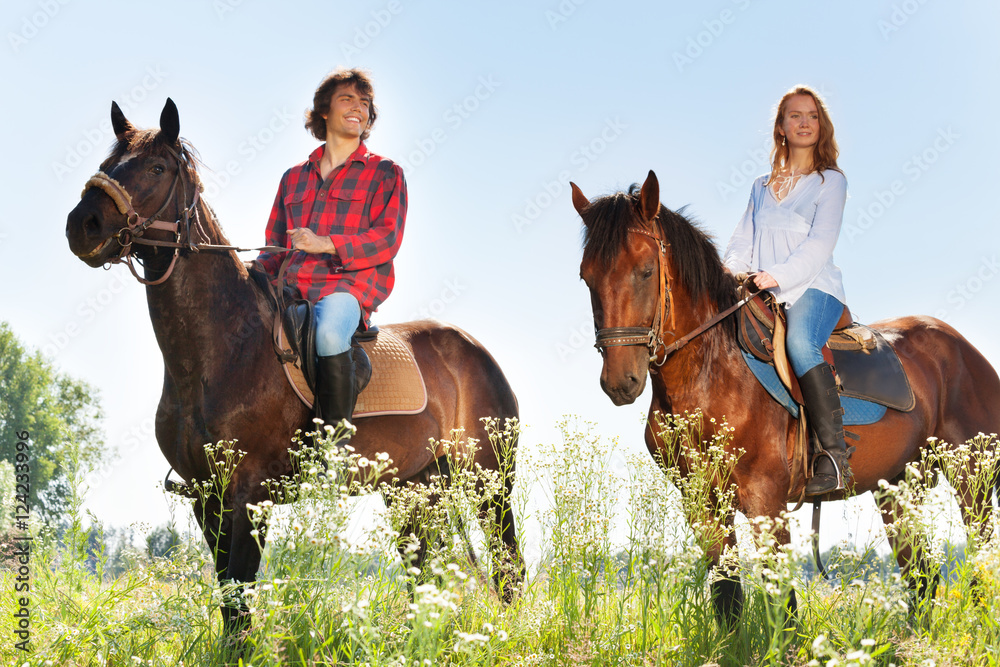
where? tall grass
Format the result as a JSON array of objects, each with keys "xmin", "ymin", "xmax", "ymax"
[{"xmin": 2, "ymin": 419, "xmax": 997, "ymax": 666}]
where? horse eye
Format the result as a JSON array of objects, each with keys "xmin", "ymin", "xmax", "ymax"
[
  {"xmin": 642, "ymin": 268, "xmax": 654, "ymax": 280},
  {"xmin": 150, "ymin": 164, "xmax": 165, "ymax": 176}
]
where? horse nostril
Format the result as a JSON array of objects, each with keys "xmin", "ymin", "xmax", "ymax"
[{"xmin": 82, "ymin": 213, "xmax": 101, "ymax": 236}]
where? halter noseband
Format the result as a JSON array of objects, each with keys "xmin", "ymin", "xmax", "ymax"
[
  {"xmin": 593, "ymin": 224, "xmax": 676, "ymax": 366},
  {"xmin": 80, "ymin": 144, "xmax": 203, "ymax": 286}
]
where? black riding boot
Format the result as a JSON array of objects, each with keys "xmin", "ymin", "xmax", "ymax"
[
  {"xmin": 314, "ymin": 349, "xmax": 358, "ymax": 447},
  {"xmin": 801, "ymin": 363, "xmax": 854, "ymax": 496}
]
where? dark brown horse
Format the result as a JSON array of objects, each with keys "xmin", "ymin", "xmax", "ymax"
[
  {"xmin": 572, "ymin": 170, "xmax": 1000, "ymax": 626},
  {"xmin": 65, "ymin": 99, "xmax": 523, "ymax": 634}
]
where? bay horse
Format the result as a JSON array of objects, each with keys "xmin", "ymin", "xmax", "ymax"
[
  {"xmin": 571, "ymin": 170, "xmax": 1000, "ymax": 627},
  {"xmin": 65, "ymin": 99, "xmax": 523, "ymax": 634}
]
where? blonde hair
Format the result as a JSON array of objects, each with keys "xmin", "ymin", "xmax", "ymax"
[{"xmin": 768, "ymin": 85, "xmax": 841, "ymax": 183}]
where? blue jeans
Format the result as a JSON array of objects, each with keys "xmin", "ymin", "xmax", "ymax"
[
  {"xmin": 314, "ymin": 292, "xmax": 361, "ymax": 357},
  {"xmin": 784, "ymin": 289, "xmax": 845, "ymax": 378}
]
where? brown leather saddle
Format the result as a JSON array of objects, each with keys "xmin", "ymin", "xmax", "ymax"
[
  {"xmin": 737, "ymin": 281, "xmax": 914, "ymax": 412},
  {"xmin": 249, "ymin": 261, "xmax": 427, "ymax": 416},
  {"xmin": 281, "ymin": 296, "xmax": 373, "ymax": 397},
  {"xmin": 247, "ymin": 261, "xmax": 372, "ymax": 396}
]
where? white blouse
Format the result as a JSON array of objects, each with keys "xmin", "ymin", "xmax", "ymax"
[{"xmin": 723, "ymin": 169, "xmax": 848, "ymax": 307}]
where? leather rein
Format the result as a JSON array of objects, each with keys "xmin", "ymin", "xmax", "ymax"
[
  {"xmin": 80, "ymin": 144, "xmax": 287, "ymax": 285},
  {"xmin": 594, "ymin": 224, "xmax": 757, "ymax": 367}
]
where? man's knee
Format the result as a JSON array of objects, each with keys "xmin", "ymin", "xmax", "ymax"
[{"xmin": 315, "ymin": 328, "xmax": 352, "ymax": 357}]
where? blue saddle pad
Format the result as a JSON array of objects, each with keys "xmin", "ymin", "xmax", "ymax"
[{"xmin": 742, "ymin": 352, "xmax": 886, "ymax": 425}]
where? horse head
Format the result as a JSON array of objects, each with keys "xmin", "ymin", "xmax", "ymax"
[
  {"xmin": 66, "ymin": 98, "xmax": 203, "ymax": 272},
  {"xmin": 574, "ymin": 170, "xmax": 665, "ymax": 405}
]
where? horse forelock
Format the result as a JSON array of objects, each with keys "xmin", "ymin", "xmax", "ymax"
[
  {"xmin": 581, "ymin": 186, "xmax": 641, "ymax": 268},
  {"xmin": 101, "ymin": 129, "xmax": 202, "ymax": 183},
  {"xmin": 581, "ymin": 184, "xmax": 738, "ymax": 338}
]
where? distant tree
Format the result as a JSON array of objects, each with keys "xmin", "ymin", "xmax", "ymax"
[
  {"xmin": 146, "ymin": 522, "xmax": 182, "ymax": 559},
  {"xmin": 0, "ymin": 460, "xmax": 13, "ymax": 516},
  {"xmin": 0, "ymin": 322, "xmax": 111, "ymax": 524}
]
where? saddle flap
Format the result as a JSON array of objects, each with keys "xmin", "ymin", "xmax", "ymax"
[
  {"xmin": 282, "ymin": 300, "xmax": 316, "ymax": 391},
  {"xmin": 831, "ymin": 327, "xmax": 915, "ymax": 411},
  {"xmin": 738, "ymin": 291, "xmax": 780, "ymax": 363}
]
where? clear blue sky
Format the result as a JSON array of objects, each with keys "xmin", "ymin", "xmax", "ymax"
[{"xmin": 2, "ymin": 1, "xmax": 997, "ymax": 557}]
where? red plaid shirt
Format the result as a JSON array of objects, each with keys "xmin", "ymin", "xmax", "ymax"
[{"xmin": 257, "ymin": 142, "xmax": 407, "ymax": 321}]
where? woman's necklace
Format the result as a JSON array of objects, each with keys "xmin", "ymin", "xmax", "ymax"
[{"xmin": 771, "ymin": 168, "xmax": 804, "ymax": 202}]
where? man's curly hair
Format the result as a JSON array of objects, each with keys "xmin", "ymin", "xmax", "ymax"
[{"xmin": 305, "ymin": 68, "xmax": 378, "ymax": 141}]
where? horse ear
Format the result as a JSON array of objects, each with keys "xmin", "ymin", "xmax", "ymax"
[
  {"xmin": 110, "ymin": 101, "xmax": 135, "ymax": 141},
  {"xmin": 639, "ymin": 170, "xmax": 660, "ymax": 222},
  {"xmin": 160, "ymin": 98, "xmax": 180, "ymax": 144},
  {"xmin": 570, "ymin": 182, "xmax": 590, "ymax": 222}
]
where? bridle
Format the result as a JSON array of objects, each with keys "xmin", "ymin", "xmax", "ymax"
[
  {"xmin": 593, "ymin": 220, "xmax": 758, "ymax": 367},
  {"xmin": 593, "ymin": 225, "xmax": 675, "ymax": 365},
  {"xmin": 80, "ymin": 144, "xmax": 286, "ymax": 285}
]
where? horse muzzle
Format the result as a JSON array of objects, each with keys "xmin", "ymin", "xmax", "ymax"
[
  {"xmin": 600, "ymin": 362, "xmax": 647, "ymax": 406},
  {"xmin": 66, "ymin": 200, "xmax": 120, "ymax": 267}
]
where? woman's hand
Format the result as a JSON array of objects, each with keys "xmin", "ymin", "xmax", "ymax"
[
  {"xmin": 753, "ymin": 271, "xmax": 778, "ymax": 289},
  {"xmin": 289, "ymin": 228, "xmax": 335, "ymax": 254}
]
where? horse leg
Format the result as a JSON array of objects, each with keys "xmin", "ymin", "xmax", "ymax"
[
  {"xmin": 951, "ymin": 468, "xmax": 996, "ymax": 607},
  {"xmin": 193, "ymin": 496, "xmax": 250, "ymax": 636},
  {"xmin": 381, "ymin": 477, "xmax": 438, "ymax": 593},
  {"xmin": 219, "ymin": 500, "xmax": 264, "ymax": 636},
  {"xmin": 708, "ymin": 515, "xmax": 744, "ymax": 633},
  {"xmin": 480, "ymin": 462, "xmax": 525, "ymax": 603},
  {"xmin": 194, "ymin": 485, "xmax": 264, "ymax": 639},
  {"xmin": 758, "ymin": 527, "xmax": 798, "ymax": 630},
  {"xmin": 742, "ymin": 492, "xmax": 798, "ymax": 631},
  {"xmin": 877, "ymin": 485, "xmax": 938, "ymax": 624}
]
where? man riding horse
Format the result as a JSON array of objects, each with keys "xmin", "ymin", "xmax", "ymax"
[{"xmin": 254, "ymin": 68, "xmax": 407, "ymax": 440}]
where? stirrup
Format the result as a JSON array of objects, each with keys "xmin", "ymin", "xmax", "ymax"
[
  {"xmin": 806, "ymin": 445, "xmax": 855, "ymax": 495},
  {"xmin": 805, "ymin": 455, "xmax": 842, "ymax": 496}
]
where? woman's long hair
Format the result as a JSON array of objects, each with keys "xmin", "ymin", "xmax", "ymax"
[{"xmin": 768, "ymin": 85, "xmax": 841, "ymax": 183}]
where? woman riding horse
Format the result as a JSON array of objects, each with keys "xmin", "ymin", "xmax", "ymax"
[{"xmin": 723, "ymin": 85, "xmax": 851, "ymax": 496}]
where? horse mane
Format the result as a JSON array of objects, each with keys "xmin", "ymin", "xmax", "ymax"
[{"xmin": 581, "ymin": 183, "xmax": 738, "ymax": 338}]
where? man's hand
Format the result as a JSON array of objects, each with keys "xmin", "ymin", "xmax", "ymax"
[
  {"xmin": 289, "ymin": 228, "xmax": 336, "ymax": 254},
  {"xmin": 753, "ymin": 271, "xmax": 779, "ymax": 290}
]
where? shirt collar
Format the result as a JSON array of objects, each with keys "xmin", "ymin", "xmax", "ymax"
[{"xmin": 308, "ymin": 141, "xmax": 371, "ymax": 172}]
